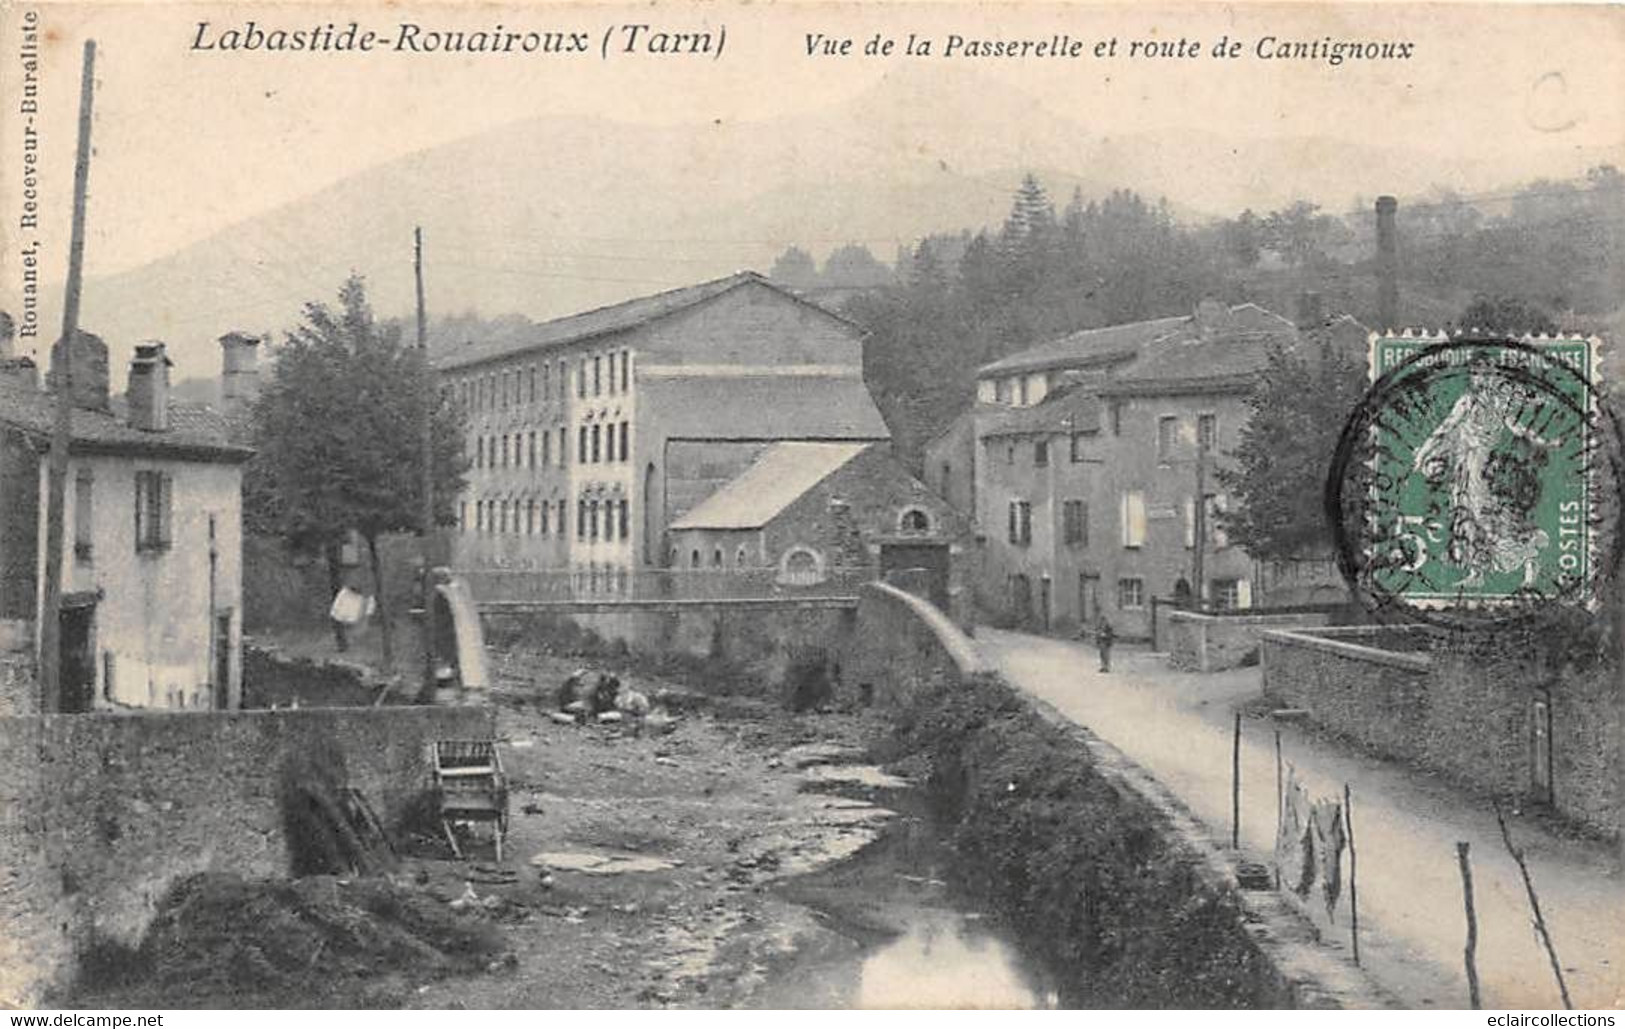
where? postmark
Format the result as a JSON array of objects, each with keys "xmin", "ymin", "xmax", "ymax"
[{"xmin": 1326, "ymin": 333, "xmax": 1621, "ymax": 628}]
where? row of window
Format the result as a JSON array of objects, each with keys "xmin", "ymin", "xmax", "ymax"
[
  {"xmin": 72, "ymin": 468, "xmax": 176, "ymax": 560},
  {"xmin": 998, "ymin": 413, "xmax": 1219, "ymax": 468},
  {"xmin": 1113, "ymin": 575, "xmax": 1246, "ymax": 611},
  {"xmin": 453, "ymin": 349, "xmax": 634, "ymax": 413},
  {"xmin": 465, "ymin": 496, "xmax": 632, "ymax": 543},
  {"xmin": 673, "ymin": 544, "xmax": 754, "ymax": 569},
  {"xmin": 474, "ymin": 421, "xmax": 631, "ymax": 471},
  {"xmin": 1005, "ymin": 493, "xmax": 1226, "ymax": 549}
]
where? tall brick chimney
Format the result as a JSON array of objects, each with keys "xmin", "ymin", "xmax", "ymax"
[
  {"xmin": 220, "ymin": 331, "xmax": 261, "ymax": 411},
  {"xmin": 127, "ymin": 342, "xmax": 172, "ymax": 432},
  {"xmin": 48, "ymin": 330, "xmax": 110, "ymax": 413},
  {"xmin": 1375, "ymin": 196, "xmax": 1399, "ymax": 330}
]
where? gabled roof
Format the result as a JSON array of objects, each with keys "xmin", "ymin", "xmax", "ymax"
[
  {"xmin": 0, "ymin": 380, "xmax": 252, "ymax": 463},
  {"xmin": 1095, "ymin": 304, "xmax": 1300, "ymax": 397},
  {"xmin": 643, "ymin": 373, "xmax": 890, "ymax": 441},
  {"xmin": 978, "ymin": 316, "xmax": 1185, "ymax": 377},
  {"xmin": 670, "ymin": 442, "xmax": 870, "ymax": 531},
  {"xmin": 435, "ymin": 271, "xmax": 854, "ymax": 371},
  {"xmin": 980, "ymin": 387, "xmax": 1104, "ymax": 439}
]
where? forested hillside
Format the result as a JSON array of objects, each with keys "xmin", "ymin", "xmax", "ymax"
[{"xmin": 818, "ymin": 169, "xmax": 1623, "ymax": 466}]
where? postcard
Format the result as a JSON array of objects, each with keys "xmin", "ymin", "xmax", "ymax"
[{"xmin": 1, "ymin": 0, "xmax": 1620, "ymax": 1014}]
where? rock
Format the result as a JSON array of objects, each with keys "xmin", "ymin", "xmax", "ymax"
[
  {"xmin": 654, "ymin": 756, "xmax": 679, "ymax": 767},
  {"xmin": 548, "ymin": 711, "xmax": 578, "ymax": 726}
]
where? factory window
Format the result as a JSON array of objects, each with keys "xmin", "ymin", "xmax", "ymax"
[
  {"xmin": 578, "ymin": 426, "xmax": 588, "ymax": 464},
  {"xmin": 559, "ymin": 427, "xmax": 568, "ymax": 466},
  {"xmin": 618, "ymin": 499, "xmax": 630, "ymax": 540},
  {"xmin": 577, "ymin": 499, "xmax": 587, "ymax": 540},
  {"xmin": 542, "ymin": 431, "xmax": 551, "ymax": 467},
  {"xmin": 712, "ymin": 548, "xmax": 724, "ymax": 568},
  {"xmin": 1034, "ymin": 440, "xmax": 1049, "ymax": 467},
  {"xmin": 1198, "ymin": 412, "xmax": 1217, "ymax": 450},
  {"xmin": 607, "ymin": 352, "xmax": 616, "ymax": 395},
  {"xmin": 621, "ymin": 350, "xmax": 630, "ymax": 391},
  {"xmin": 898, "ymin": 507, "xmax": 931, "ymax": 534},
  {"xmin": 619, "ymin": 421, "xmax": 630, "ymax": 462},
  {"xmin": 591, "ymin": 424, "xmax": 602, "ymax": 463},
  {"xmin": 577, "ymin": 360, "xmax": 586, "ymax": 398},
  {"xmin": 593, "ymin": 356, "xmax": 603, "ymax": 396}
]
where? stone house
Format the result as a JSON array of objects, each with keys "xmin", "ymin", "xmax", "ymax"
[
  {"xmin": 666, "ymin": 442, "xmax": 969, "ymax": 615},
  {"xmin": 928, "ymin": 298, "xmax": 1364, "ymax": 637},
  {"xmin": 0, "ymin": 333, "xmax": 253, "ymax": 713},
  {"xmin": 436, "ymin": 272, "xmax": 889, "ymax": 591}
]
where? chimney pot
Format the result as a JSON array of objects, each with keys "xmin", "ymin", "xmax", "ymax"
[
  {"xmin": 49, "ymin": 331, "xmax": 111, "ymax": 413},
  {"xmin": 127, "ymin": 341, "xmax": 172, "ymax": 432},
  {"xmin": 220, "ymin": 331, "xmax": 262, "ymax": 410}
]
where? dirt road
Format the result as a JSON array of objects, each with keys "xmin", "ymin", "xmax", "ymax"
[{"xmin": 979, "ymin": 628, "xmax": 1624, "ymax": 1010}]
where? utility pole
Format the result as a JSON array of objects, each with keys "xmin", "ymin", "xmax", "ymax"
[
  {"xmin": 1192, "ymin": 434, "xmax": 1208, "ymax": 611},
  {"xmin": 414, "ymin": 226, "xmax": 436, "ymax": 691},
  {"xmin": 38, "ymin": 41, "xmax": 96, "ymax": 711}
]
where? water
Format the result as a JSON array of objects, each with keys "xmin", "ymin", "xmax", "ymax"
[
  {"xmin": 854, "ymin": 912, "xmax": 1053, "ymax": 1009},
  {"xmin": 752, "ymin": 784, "xmax": 1057, "ymax": 1010}
]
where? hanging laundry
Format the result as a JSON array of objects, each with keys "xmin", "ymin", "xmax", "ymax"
[
  {"xmin": 330, "ymin": 586, "xmax": 367, "ymax": 625},
  {"xmin": 1311, "ymin": 798, "xmax": 1347, "ymax": 920},
  {"xmin": 1276, "ymin": 765, "xmax": 1316, "ymax": 898}
]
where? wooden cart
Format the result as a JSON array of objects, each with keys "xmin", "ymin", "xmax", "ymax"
[{"xmin": 430, "ymin": 739, "xmax": 509, "ymax": 862}]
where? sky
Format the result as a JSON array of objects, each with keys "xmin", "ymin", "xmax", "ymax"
[{"xmin": 3, "ymin": 1, "xmax": 1622, "ymax": 374}]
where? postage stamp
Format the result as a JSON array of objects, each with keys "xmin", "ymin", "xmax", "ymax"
[{"xmin": 1329, "ymin": 333, "xmax": 1617, "ymax": 620}]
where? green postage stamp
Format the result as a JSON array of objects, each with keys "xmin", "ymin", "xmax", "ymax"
[{"xmin": 1358, "ymin": 333, "xmax": 1602, "ymax": 609}]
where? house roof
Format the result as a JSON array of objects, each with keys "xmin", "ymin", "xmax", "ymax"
[
  {"xmin": 670, "ymin": 442, "xmax": 871, "ymax": 531},
  {"xmin": 0, "ymin": 379, "xmax": 252, "ymax": 463},
  {"xmin": 1095, "ymin": 303, "xmax": 1300, "ymax": 397},
  {"xmin": 435, "ymin": 271, "xmax": 854, "ymax": 371},
  {"xmin": 642, "ymin": 373, "xmax": 890, "ymax": 441},
  {"xmin": 978, "ymin": 317, "xmax": 1185, "ymax": 377},
  {"xmin": 980, "ymin": 388, "xmax": 1104, "ymax": 439}
]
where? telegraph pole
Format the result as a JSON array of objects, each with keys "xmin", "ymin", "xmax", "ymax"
[
  {"xmin": 415, "ymin": 226, "xmax": 436, "ymax": 690},
  {"xmin": 1192, "ymin": 435, "xmax": 1208, "ymax": 610},
  {"xmin": 38, "ymin": 40, "xmax": 96, "ymax": 710}
]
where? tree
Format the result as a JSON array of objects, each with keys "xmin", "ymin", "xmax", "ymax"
[
  {"xmin": 1455, "ymin": 295, "xmax": 1558, "ymax": 336},
  {"xmin": 821, "ymin": 244, "xmax": 894, "ymax": 288},
  {"xmin": 250, "ymin": 275, "xmax": 467, "ymax": 668},
  {"xmin": 769, "ymin": 246, "xmax": 819, "ymax": 289},
  {"xmin": 1218, "ymin": 342, "xmax": 1368, "ymax": 563}
]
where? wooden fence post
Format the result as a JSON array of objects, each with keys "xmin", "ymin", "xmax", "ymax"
[
  {"xmin": 1231, "ymin": 710, "xmax": 1242, "ymax": 849},
  {"xmin": 1457, "ymin": 841, "xmax": 1483, "ymax": 1009},
  {"xmin": 1495, "ymin": 803, "xmax": 1573, "ymax": 1009},
  {"xmin": 1345, "ymin": 783, "xmax": 1359, "ymax": 966}
]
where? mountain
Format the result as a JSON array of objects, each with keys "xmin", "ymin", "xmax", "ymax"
[{"xmin": 52, "ymin": 67, "xmax": 1618, "ymax": 379}]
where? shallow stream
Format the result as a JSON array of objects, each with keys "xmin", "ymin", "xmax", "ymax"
[{"xmin": 748, "ymin": 781, "xmax": 1057, "ymax": 1010}]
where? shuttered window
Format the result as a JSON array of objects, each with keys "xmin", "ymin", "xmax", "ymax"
[
  {"xmin": 135, "ymin": 470, "xmax": 172, "ymax": 552},
  {"xmin": 1120, "ymin": 491, "xmax": 1146, "ymax": 548}
]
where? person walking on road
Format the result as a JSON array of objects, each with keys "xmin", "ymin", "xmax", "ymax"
[{"xmin": 1094, "ymin": 616, "xmax": 1115, "ymax": 673}]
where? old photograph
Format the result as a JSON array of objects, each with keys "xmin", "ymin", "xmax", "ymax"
[{"xmin": 0, "ymin": 0, "xmax": 1621, "ymax": 1013}]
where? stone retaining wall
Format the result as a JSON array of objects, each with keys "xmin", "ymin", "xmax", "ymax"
[
  {"xmin": 1164, "ymin": 610, "xmax": 1331, "ymax": 672},
  {"xmin": 0, "ymin": 704, "xmax": 494, "ymax": 1006}
]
